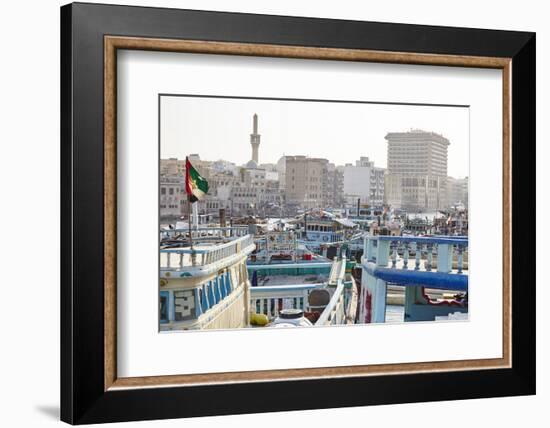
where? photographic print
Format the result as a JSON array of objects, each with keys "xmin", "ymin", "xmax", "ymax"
[{"xmin": 159, "ymin": 95, "xmax": 469, "ymax": 331}]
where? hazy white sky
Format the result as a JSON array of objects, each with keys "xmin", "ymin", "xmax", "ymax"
[{"xmin": 160, "ymin": 95, "xmax": 469, "ymax": 178}]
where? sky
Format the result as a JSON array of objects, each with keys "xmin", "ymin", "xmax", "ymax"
[{"xmin": 160, "ymin": 95, "xmax": 469, "ymax": 178}]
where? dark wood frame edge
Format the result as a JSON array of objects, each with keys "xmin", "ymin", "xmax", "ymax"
[{"xmin": 104, "ymin": 36, "xmax": 512, "ymax": 391}]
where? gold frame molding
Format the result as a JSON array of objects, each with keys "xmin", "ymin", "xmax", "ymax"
[{"xmin": 104, "ymin": 35, "xmax": 512, "ymax": 391}]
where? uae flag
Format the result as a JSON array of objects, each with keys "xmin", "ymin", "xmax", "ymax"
[{"xmin": 185, "ymin": 157, "xmax": 209, "ymax": 202}]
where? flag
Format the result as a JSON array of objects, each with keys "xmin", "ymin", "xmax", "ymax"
[{"xmin": 185, "ymin": 157, "xmax": 209, "ymax": 202}]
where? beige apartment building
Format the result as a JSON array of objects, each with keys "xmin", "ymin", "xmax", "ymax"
[
  {"xmin": 285, "ymin": 156, "xmax": 329, "ymax": 210},
  {"xmin": 160, "ymin": 175, "xmax": 185, "ymax": 219},
  {"xmin": 160, "ymin": 157, "xmax": 186, "ymax": 176},
  {"xmin": 160, "ymin": 155, "xmax": 212, "ymax": 179}
]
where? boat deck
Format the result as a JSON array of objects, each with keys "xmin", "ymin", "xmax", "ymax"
[
  {"xmin": 160, "ymin": 234, "xmax": 255, "ymax": 273},
  {"xmin": 254, "ymin": 274, "xmax": 326, "ymax": 287}
]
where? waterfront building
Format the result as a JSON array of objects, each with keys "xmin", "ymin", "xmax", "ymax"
[
  {"xmin": 264, "ymin": 170, "xmax": 279, "ymax": 182},
  {"xmin": 160, "ymin": 175, "xmax": 185, "ymax": 220},
  {"xmin": 259, "ymin": 163, "xmax": 278, "ymax": 173},
  {"xmin": 160, "ymin": 156, "xmax": 215, "ymax": 215},
  {"xmin": 186, "ymin": 154, "xmax": 211, "ymax": 175},
  {"xmin": 384, "ymin": 129, "xmax": 449, "ymax": 211},
  {"xmin": 230, "ymin": 186, "xmax": 259, "ymax": 214},
  {"xmin": 208, "ymin": 171, "xmax": 236, "ymax": 210},
  {"xmin": 259, "ymin": 172, "xmax": 284, "ymax": 210},
  {"xmin": 160, "ymin": 157, "xmax": 186, "ymax": 176},
  {"xmin": 160, "ymin": 155, "xmax": 213, "ymax": 181},
  {"xmin": 203, "ymin": 196, "xmax": 221, "ymax": 212},
  {"xmin": 211, "ymin": 159, "xmax": 237, "ymax": 174},
  {"xmin": 327, "ymin": 163, "xmax": 345, "ymax": 209},
  {"xmin": 446, "ymin": 176, "xmax": 469, "ymax": 208},
  {"xmin": 237, "ymin": 163, "xmax": 267, "ymax": 191},
  {"xmin": 210, "ymin": 170, "xmax": 239, "ymax": 192},
  {"xmin": 343, "ymin": 157, "xmax": 370, "ymax": 203},
  {"xmin": 370, "ymin": 166, "xmax": 386, "ymax": 206},
  {"xmin": 343, "ymin": 157, "xmax": 385, "ymax": 206},
  {"xmin": 276, "ymin": 156, "xmax": 287, "ymax": 191},
  {"xmin": 160, "ymin": 157, "xmax": 283, "ymax": 218},
  {"xmin": 284, "ymin": 155, "xmax": 329, "ymax": 210},
  {"xmin": 207, "ymin": 161, "xmax": 277, "ymax": 215}
]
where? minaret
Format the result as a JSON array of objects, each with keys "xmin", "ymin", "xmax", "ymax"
[{"xmin": 250, "ymin": 113, "xmax": 261, "ymax": 164}]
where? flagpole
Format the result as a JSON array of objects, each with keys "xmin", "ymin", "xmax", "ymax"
[
  {"xmin": 185, "ymin": 155, "xmax": 208, "ymax": 267},
  {"xmin": 188, "ymin": 195, "xmax": 195, "ymax": 265}
]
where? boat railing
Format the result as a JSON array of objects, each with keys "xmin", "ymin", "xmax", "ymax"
[
  {"xmin": 161, "ymin": 234, "xmax": 255, "ymax": 269},
  {"xmin": 363, "ymin": 235, "xmax": 468, "ymax": 273},
  {"xmin": 332, "ymin": 233, "xmax": 345, "ymax": 242},
  {"xmin": 316, "ymin": 257, "xmax": 347, "ymax": 326},
  {"xmin": 361, "ymin": 235, "xmax": 468, "ymax": 323},
  {"xmin": 161, "ymin": 226, "xmax": 250, "ymax": 240},
  {"xmin": 304, "ymin": 231, "xmax": 344, "ymax": 242},
  {"xmin": 327, "ymin": 256, "xmax": 346, "ymax": 285},
  {"xmin": 249, "ymin": 284, "xmax": 322, "ymax": 318}
]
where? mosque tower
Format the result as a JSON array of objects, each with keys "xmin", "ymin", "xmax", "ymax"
[{"xmin": 250, "ymin": 113, "xmax": 261, "ymax": 164}]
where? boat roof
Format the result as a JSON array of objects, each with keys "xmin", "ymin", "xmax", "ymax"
[
  {"xmin": 253, "ymin": 274, "xmax": 327, "ymax": 287},
  {"xmin": 334, "ymin": 218, "xmax": 357, "ymax": 228}
]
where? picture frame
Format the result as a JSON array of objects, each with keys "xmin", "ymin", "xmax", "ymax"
[{"xmin": 60, "ymin": 2, "xmax": 535, "ymax": 424}]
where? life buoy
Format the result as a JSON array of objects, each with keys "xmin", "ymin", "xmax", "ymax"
[{"xmin": 323, "ymin": 236, "xmax": 329, "ymax": 242}]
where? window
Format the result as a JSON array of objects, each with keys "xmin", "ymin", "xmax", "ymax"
[
  {"xmin": 161, "ymin": 188, "xmax": 166, "ymax": 195},
  {"xmin": 160, "ymin": 291, "xmax": 170, "ymax": 324},
  {"xmin": 173, "ymin": 290, "xmax": 196, "ymax": 322},
  {"xmin": 169, "ymin": 188, "xmax": 174, "ymax": 195}
]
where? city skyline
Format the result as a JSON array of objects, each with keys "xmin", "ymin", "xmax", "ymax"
[{"xmin": 160, "ymin": 95, "xmax": 469, "ymax": 178}]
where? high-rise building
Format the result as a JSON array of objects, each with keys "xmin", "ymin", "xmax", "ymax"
[
  {"xmin": 384, "ymin": 130, "xmax": 449, "ymax": 211},
  {"xmin": 284, "ymin": 156, "xmax": 329, "ymax": 210}
]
